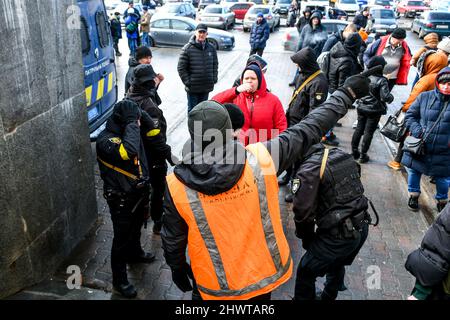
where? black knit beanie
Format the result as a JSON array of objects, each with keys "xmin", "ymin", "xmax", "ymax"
[{"xmin": 241, "ymin": 64, "xmax": 263, "ymax": 90}]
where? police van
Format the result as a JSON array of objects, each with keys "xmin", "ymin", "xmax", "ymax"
[{"xmin": 78, "ymin": 0, "xmax": 118, "ymax": 140}]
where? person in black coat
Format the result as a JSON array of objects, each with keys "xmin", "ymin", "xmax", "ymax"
[
  {"xmin": 405, "ymin": 203, "xmax": 450, "ymax": 300},
  {"xmin": 322, "ymin": 23, "xmax": 357, "ymax": 53},
  {"xmin": 295, "ymin": 8, "xmax": 311, "ymax": 34},
  {"xmin": 281, "ymin": 47, "xmax": 329, "ymax": 200},
  {"xmin": 177, "ymin": 24, "xmax": 218, "ymax": 113},
  {"xmin": 96, "ymin": 99, "xmax": 157, "ymax": 298},
  {"xmin": 110, "ymin": 12, "xmax": 122, "ymax": 56},
  {"xmin": 127, "ymin": 64, "xmax": 176, "ymax": 235},
  {"xmin": 353, "ymin": 7, "xmax": 369, "ymax": 31},
  {"xmin": 351, "ymin": 56, "xmax": 393, "ymax": 163}
]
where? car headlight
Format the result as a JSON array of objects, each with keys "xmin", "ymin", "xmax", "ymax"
[{"xmin": 389, "ymin": 24, "xmax": 397, "ymax": 29}]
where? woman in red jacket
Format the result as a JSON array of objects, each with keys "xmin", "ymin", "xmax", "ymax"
[{"xmin": 212, "ymin": 64, "xmax": 287, "ymax": 145}]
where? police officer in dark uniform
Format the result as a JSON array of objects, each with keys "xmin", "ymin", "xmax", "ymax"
[
  {"xmin": 96, "ymin": 99, "xmax": 157, "ymax": 298},
  {"xmin": 127, "ymin": 64, "xmax": 177, "ymax": 235},
  {"xmin": 292, "ymin": 143, "xmax": 371, "ymax": 300}
]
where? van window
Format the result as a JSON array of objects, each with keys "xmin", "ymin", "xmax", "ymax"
[
  {"xmin": 95, "ymin": 11, "xmax": 110, "ymax": 48},
  {"xmin": 80, "ymin": 17, "xmax": 90, "ymax": 55}
]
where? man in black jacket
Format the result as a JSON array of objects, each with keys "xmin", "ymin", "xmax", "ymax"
[
  {"xmin": 96, "ymin": 100, "xmax": 157, "ymax": 298},
  {"xmin": 292, "ymin": 144, "xmax": 371, "ymax": 300},
  {"xmin": 353, "ymin": 7, "xmax": 369, "ymax": 31},
  {"xmin": 127, "ymin": 64, "xmax": 176, "ymax": 235},
  {"xmin": 281, "ymin": 47, "xmax": 329, "ymax": 197},
  {"xmin": 161, "ymin": 70, "xmax": 375, "ymax": 297},
  {"xmin": 177, "ymin": 24, "xmax": 218, "ymax": 113}
]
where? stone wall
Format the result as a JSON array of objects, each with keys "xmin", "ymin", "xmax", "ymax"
[{"xmin": 0, "ymin": 0, "xmax": 97, "ymax": 298}]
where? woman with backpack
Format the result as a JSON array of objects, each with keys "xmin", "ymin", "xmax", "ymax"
[{"xmin": 351, "ymin": 56, "xmax": 393, "ymax": 163}]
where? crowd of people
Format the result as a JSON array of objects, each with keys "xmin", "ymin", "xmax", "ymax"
[{"xmin": 96, "ymin": 3, "xmax": 450, "ymax": 301}]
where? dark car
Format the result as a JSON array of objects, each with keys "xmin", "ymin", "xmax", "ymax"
[
  {"xmin": 369, "ymin": 8, "xmax": 397, "ymax": 35},
  {"xmin": 274, "ymin": 0, "xmax": 291, "ymax": 16},
  {"xmin": 157, "ymin": 2, "xmax": 197, "ymax": 19},
  {"xmin": 412, "ymin": 10, "xmax": 450, "ymax": 38}
]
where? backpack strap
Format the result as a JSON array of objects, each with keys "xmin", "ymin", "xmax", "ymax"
[
  {"xmin": 288, "ymin": 70, "xmax": 322, "ymax": 107},
  {"xmin": 320, "ymin": 148, "xmax": 330, "ymax": 180}
]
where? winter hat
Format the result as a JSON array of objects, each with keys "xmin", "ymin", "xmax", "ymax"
[
  {"xmin": 424, "ymin": 33, "xmax": 439, "ymax": 48},
  {"xmin": 303, "ymin": 8, "xmax": 311, "ymax": 14},
  {"xmin": 344, "ymin": 32, "xmax": 362, "ymax": 55},
  {"xmin": 437, "ymin": 37, "xmax": 450, "ymax": 54},
  {"xmin": 257, "ymin": 13, "xmax": 264, "ymax": 18},
  {"xmin": 188, "ymin": 101, "xmax": 232, "ymax": 145},
  {"xmin": 367, "ymin": 56, "xmax": 387, "ymax": 75},
  {"xmin": 223, "ymin": 103, "xmax": 244, "ymax": 131},
  {"xmin": 437, "ymin": 68, "xmax": 450, "ymax": 84},
  {"xmin": 136, "ymin": 46, "xmax": 152, "ymax": 60},
  {"xmin": 290, "ymin": 47, "xmax": 320, "ymax": 74},
  {"xmin": 391, "ymin": 28, "xmax": 406, "ymax": 40},
  {"xmin": 241, "ymin": 64, "xmax": 263, "ymax": 90},
  {"xmin": 112, "ymin": 99, "xmax": 142, "ymax": 126},
  {"xmin": 133, "ymin": 64, "xmax": 157, "ymax": 85}
]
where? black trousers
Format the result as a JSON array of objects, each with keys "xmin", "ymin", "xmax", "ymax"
[
  {"xmin": 106, "ymin": 191, "xmax": 149, "ymax": 285},
  {"xmin": 351, "ymin": 113, "xmax": 381, "ymax": 154},
  {"xmin": 388, "ymin": 79, "xmax": 396, "ymax": 92},
  {"xmin": 113, "ymin": 37, "xmax": 120, "ymax": 53},
  {"xmin": 294, "ymin": 223, "xmax": 369, "ymax": 300},
  {"xmin": 250, "ymin": 48, "xmax": 264, "ymax": 57},
  {"xmin": 149, "ymin": 165, "xmax": 167, "ymax": 223}
]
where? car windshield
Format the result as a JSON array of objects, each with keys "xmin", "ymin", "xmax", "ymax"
[
  {"xmin": 429, "ymin": 12, "xmax": 450, "ymax": 20},
  {"xmin": 372, "ymin": 9, "xmax": 395, "ymax": 18},
  {"xmin": 248, "ymin": 7, "xmax": 270, "ymax": 14},
  {"xmin": 163, "ymin": 4, "xmax": 181, "ymax": 13},
  {"xmin": 407, "ymin": 1, "xmax": 424, "ymax": 6},
  {"xmin": 375, "ymin": 0, "xmax": 390, "ymax": 5},
  {"xmin": 205, "ymin": 7, "xmax": 223, "ymax": 13},
  {"xmin": 341, "ymin": 0, "xmax": 356, "ymax": 3},
  {"xmin": 278, "ymin": 0, "xmax": 291, "ymax": 4}
]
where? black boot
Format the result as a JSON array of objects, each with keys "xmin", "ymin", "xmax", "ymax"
[
  {"xmin": 408, "ymin": 195, "xmax": 419, "ymax": 211},
  {"xmin": 352, "ymin": 149, "xmax": 360, "ymax": 160},
  {"xmin": 113, "ymin": 283, "xmax": 137, "ymax": 299},
  {"xmin": 359, "ymin": 153, "xmax": 369, "ymax": 163}
]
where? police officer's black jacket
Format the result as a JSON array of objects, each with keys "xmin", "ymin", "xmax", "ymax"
[
  {"xmin": 287, "ymin": 48, "xmax": 329, "ymax": 127},
  {"xmin": 356, "ymin": 74, "xmax": 393, "ymax": 116},
  {"xmin": 292, "ymin": 144, "xmax": 368, "ymax": 242},
  {"xmin": 177, "ymin": 36, "xmax": 218, "ymax": 94},
  {"xmin": 161, "ymin": 90, "xmax": 354, "ymax": 269},
  {"xmin": 96, "ymin": 118, "xmax": 149, "ymax": 194},
  {"xmin": 127, "ymin": 85, "xmax": 171, "ymax": 166}
]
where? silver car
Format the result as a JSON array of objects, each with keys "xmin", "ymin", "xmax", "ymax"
[
  {"xmin": 149, "ymin": 15, "xmax": 235, "ymax": 50},
  {"xmin": 282, "ymin": 20, "xmax": 349, "ymax": 51},
  {"xmin": 198, "ymin": 5, "xmax": 236, "ymax": 30},
  {"xmin": 243, "ymin": 5, "xmax": 280, "ymax": 33}
]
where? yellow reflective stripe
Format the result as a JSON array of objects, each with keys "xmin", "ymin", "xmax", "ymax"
[
  {"xmin": 119, "ymin": 144, "xmax": 130, "ymax": 160},
  {"xmin": 107, "ymin": 72, "xmax": 114, "ymax": 93},
  {"xmin": 85, "ymin": 86, "xmax": 93, "ymax": 106},
  {"xmin": 96, "ymin": 78, "xmax": 105, "ymax": 101},
  {"xmin": 146, "ymin": 129, "xmax": 161, "ymax": 137}
]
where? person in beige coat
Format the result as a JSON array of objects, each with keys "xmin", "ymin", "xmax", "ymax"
[{"xmin": 140, "ymin": 6, "xmax": 152, "ymax": 47}]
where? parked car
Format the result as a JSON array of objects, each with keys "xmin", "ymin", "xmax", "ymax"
[
  {"xmin": 243, "ymin": 5, "xmax": 280, "ymax": 32},
  {"xmin": 370, "ymin": 0, "xmax": 393, "ymax": 9},
  {"xmin": 252, "ymin": 0, "xmax": 270, "ymax": 4},
  {"xmin": 198, "ymin": 0, "xmax": 221, "ymax": 10},
  {"xmin": 335, "ymin": 0, "xmax": 360, "ymax": 15},
  {"xmin": 229, "ymin": 2, "xmax": 255, "ymax": 20},
  {"xmin": 396, "ymin": 0, "xmax": 429, "ymax": 18},
  {"xmin": 430, "ymin": 0, "xmax": 450, "ymax": 10},
  {"xmin": 411, "ymin": 10, "xmax": 450, "ymax": 38},
  {"xmin": 198, "ymin": 4, "xmax": 236, "ymax": 29},
  {"xmin": 149, "ymin": 15, "xmax": 235, "ymax": 49},
  {"xmin": 155, "ymin": 2, "xmax": 197, "ymax": 20},
  {"xmin": 273, "ymin": 0, "xmax": 291, "ymax": 17},
  {"xmin": 369, "ymin": 7, "xmax": 397, "ymax": 35},
  {"xmin": 282, "ymin": 19, "xmax": 349, "ymax": 51}
]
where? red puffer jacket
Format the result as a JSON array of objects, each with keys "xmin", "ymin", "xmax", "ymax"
[{"xmin": 212, "ymin": 72, "xmax": 287, "ymax": 145}]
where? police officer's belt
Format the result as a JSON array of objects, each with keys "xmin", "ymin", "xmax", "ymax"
[{"xmin": 97, "ymin": 157, "xmax": 139, "ymax": 181}]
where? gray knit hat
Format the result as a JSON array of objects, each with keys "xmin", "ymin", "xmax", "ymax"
[
  {"xmin": 188, "ymin": 100, "xmax": 232, "ymax": 146},
  {"xmin": 438, "ymin": 37, "xmax": 450, "ymax": 54}
]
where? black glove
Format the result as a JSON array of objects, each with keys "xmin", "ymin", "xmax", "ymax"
[
  {"xmin": 167, "ymin": 153, "xmax": 180, "ymax": 167},
  {"xmin": 171, "ymin": 263, "xmax": 193, "ymax": 292},
  {"xmin": 341, "ymin": 65, "xmax": 383, "ymax": 100}
]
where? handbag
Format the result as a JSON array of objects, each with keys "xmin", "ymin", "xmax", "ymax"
[
  {"xmin": 380, "ymin": 108, "xmax": 406, "ymax": 142},
  {"xmin": 403, "ymin": 101, "xmax": 448, "ymax": 156}
]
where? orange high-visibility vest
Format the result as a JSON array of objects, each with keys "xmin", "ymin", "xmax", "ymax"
[{"xmin": 166, "ymin": 142, "xmax": 293, "ymax": 300}]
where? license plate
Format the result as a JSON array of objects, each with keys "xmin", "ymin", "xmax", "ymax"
[
  {"xmin": 437, "ymin": 25, "xmax": 449, "ymax": 29},
  {"xmin": 377, "ymin": 29, "xmax": 387, "ymax": 33}
]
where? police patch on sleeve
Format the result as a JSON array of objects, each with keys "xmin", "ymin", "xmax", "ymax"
[
  {"xmin": 291, "ymin": 178, "xmax": 301, "ymax": 194},
  {"xmin": 316, "ymin": 93, "xmax": 324, "ymax": 101},
  {"xmin": 109, "ymin": 137, "xmax": 122, "ymax": 145}
]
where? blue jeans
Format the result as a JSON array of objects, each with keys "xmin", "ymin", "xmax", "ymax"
[
  {"xmin": 141, "ymin": 32, "xmax": 150, "ymax": 47},
  {"xmin": 406, "ymin": 167, "xmax": 449, "ymax": 200},
  {"xmin": 187, "ymin": 92, "xmax": 209, "ymax": 113},
  {"xmin": 128, "ymin": 38, "xmax": 137, "ymax": 56}
]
